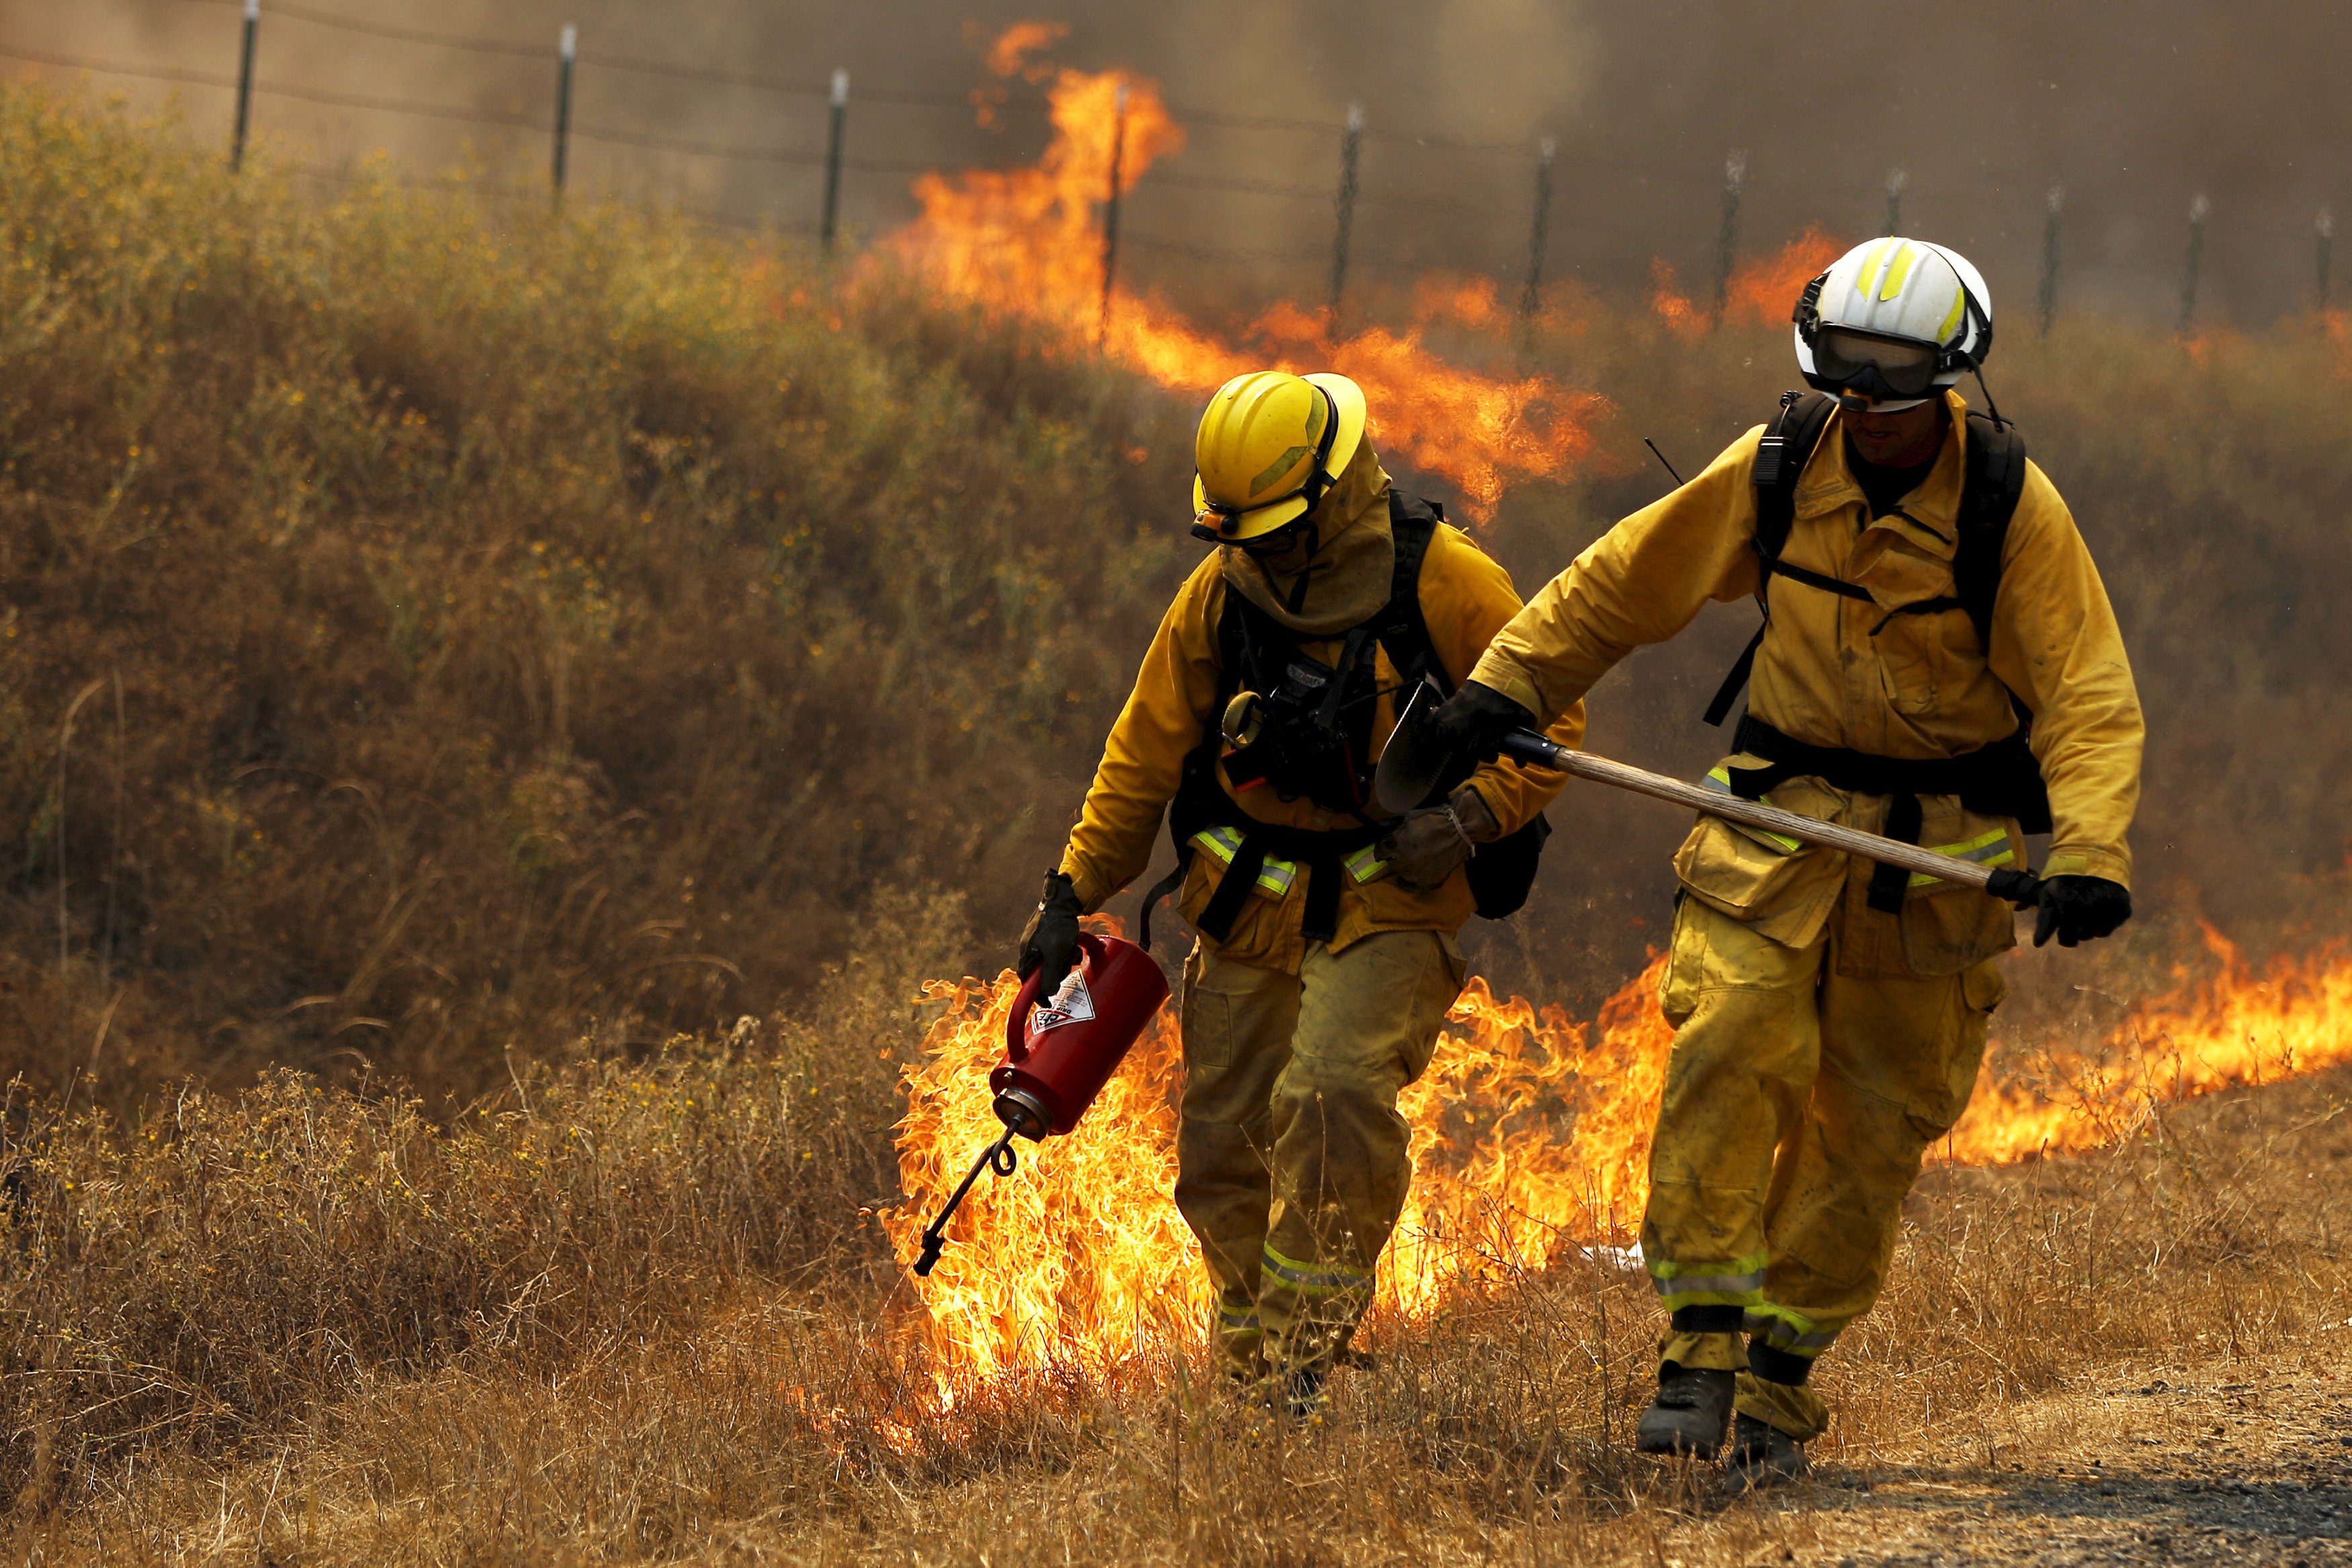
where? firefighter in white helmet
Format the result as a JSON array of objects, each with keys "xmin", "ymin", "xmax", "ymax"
[
  {"xmin": 1018, "ymin": 370, "xmax": 1583, "ymax": 1416},
  {"xmin": 1427, "ymin": 238, "xmax": 2144, "ymax": 1488}
]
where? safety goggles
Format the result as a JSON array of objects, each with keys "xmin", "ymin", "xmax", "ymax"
[
  {"xmin": 1189, "ymin": 386, "xmax": 1341, "ymax": 545},
  {"xmin": 1812, "ymin": 328, "xmax": 1941, "ymax": 400}
]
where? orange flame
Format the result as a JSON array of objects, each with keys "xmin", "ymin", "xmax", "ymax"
[
  {"xmin": 886, "ymin": 30, "xmax": 1607, "ymax": 519},
  {"xmin": 1724, "ymin": 224, "xmax": 1843, "ymax": 325},
  {"xmin": 983, "ymin": 20, "xmax": 1067, "ymax": 81},
  {"xmin": 1647, "ymin": 226, "xmax": 1845, "ymax": 335},
  {"xmin": 1411, "ymin": 272, "xmax": 1505, "ymax": 333},
  {"xmin": 1941, "ymin": 926, "xmax": 2352, "ymax": 1164},
  {"xmin": 886, "ymin": 924, "xmax": 2352, "ymax": 1399}
]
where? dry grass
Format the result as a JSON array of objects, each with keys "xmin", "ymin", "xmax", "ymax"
[
  {"xmin": 8, "ymin": 973, "xmax": 2348, "ymax": 1563},
  {"xmin": 0, "ymin": 84, "xmax": 1191, "ymax": 1103},
  {"xmin": 1, "ymin": 85, "xmax": 2350, "ymax": 1563}
]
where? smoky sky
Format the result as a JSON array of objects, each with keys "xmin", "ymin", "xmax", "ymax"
[{"xmin": 5, "ymin": 1, "xmax": 2346, "ymax": 330}]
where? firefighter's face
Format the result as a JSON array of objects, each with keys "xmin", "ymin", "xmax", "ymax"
[
  {"xmin": 1847, "ymin": 397, "xmax": 1946, "ymax": 469},
  {"xmin": 1240, "ymin": 519, "xmax": 1316, "ymax": 572}
]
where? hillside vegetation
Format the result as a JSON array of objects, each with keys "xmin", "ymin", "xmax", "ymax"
[
  {"xmin": 3, "ymin": 87, "xmax": 2349, "ymax": 1102},
  {"xmin": 0, "ymin": 86, "xmax": 1192, "ymax": 1102},
  {"xmin": 2, "ymin": 85, "xmax": 2352, "ymax": 1558}
]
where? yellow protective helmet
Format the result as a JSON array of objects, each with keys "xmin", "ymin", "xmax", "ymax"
[{"xmin": 1191, "ymin": 371, "xmax": 1368, "ymax": 543}]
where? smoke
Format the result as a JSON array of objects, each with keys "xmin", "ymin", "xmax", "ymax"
[{"xmin": 7, "ymin": 2, "xmax": 2343, "ymax": 324}]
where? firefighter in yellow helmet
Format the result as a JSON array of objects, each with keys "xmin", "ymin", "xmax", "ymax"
[
  {"xmin": 1018, "ymin": 369, "xmax": 1583, "ymax": 1414},
  {"xmin": 1425, "ymin": 239, "xmax": 2143, "ymax": 1489}
]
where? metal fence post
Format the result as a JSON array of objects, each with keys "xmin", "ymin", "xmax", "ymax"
[
  {"xmin": 2177, "ymin": 193, "xmax": 2208, "ymax": 333},
  {"xmin": 1327, "ymin": 103, "xmax": 1361, "ymax": 339},
  {"xmin": 821, "ymin": 69, "xmax": 848, "ymax": 255},
  {"xmin": 1518, "ymin": 136, "xmax": 1557, "ymax": 358},
  {"xmin": 2319, "ymin": 208, "xmax": 2335, "ymax": 315},
  {"xmin": 1883, "ymin": 167, "xmax": 1907, "ymax": 236},
  {"xmin": 1099, "ymin": 83, "xmax": 1128, "ymax": 348},
  {"xmin": 1712, "ymin": 151, "xmax": 1747, "ymax": 325},
  {"xmin": 230, "ymin": 0, "xmax": 258, "ymax": 170},
  {"xmin": 551, "ymin": 24, "xmax": 577, "ymax": 202},
  {"xmin": 2039, "ymin": 185, "xmax": 2064, "ymax": 339}
]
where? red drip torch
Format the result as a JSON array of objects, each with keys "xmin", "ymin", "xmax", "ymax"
[{"xmin": 912, "ymin": 932, "xmax": 1169, "ymax": 1277}]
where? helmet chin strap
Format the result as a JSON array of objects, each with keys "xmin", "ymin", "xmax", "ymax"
[{"xmin": 1969, "ymin": 363, "xmax": 2009, "ymax": 431}]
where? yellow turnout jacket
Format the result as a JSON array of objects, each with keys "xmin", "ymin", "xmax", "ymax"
[
  {"xmin": 1061, "ymin": 525, "xmax": 1584, "ymax": 974},
  {"xmin": 1470, "ymin": 390, "xmax": 2142, "ymax": 965}
]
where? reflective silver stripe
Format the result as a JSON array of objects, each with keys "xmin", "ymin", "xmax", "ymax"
[
  {"xmin": 1216, "ymin": 1305, "xmax": 1262, "ymax": 1330},
  {"xmin": 1188, "ymin": 827, "xmax": 1297, "ymax": 896},
  {"xmin": 1649, "ymin": 1270, "xmax": 1766, "ymax": 1300},
  {"xmin": 1743, "ymin": 1307, "xmax": 1839, "ymax": 1354},
  {"xmin": 1908, "ymin": 827, "xmax": 2015, "ymax": 887}
]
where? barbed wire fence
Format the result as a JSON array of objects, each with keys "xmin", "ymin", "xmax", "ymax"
[{"xmin": 0, "ymin": 1, "xmax": 2340, "ymax": 344}]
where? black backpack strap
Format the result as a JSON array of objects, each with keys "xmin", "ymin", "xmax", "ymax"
[
  {"xmin": 1704, "ymin": 391, "xmax": 1837, "ymax": 727},
  {"xmin": 1955, "ymin": 410, "xmax": 2027, "ymax": 655},
  {"xmin": 1140, "ymin": 576, "xmax": 1250, "ymax": 952},
  {"xmin": 1375, "ymin": 488, "xmax": 1443, "ymax": 691}
]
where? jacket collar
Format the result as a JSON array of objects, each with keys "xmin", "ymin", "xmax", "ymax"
[{"xmin": 1793, "ymin": 389, "xmax": 1971, "ymax": 560}]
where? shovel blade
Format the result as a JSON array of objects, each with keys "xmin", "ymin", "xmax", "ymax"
[{"xmin": 1374, "ymin": 679, "xmax": 1466, "ymax": 816}]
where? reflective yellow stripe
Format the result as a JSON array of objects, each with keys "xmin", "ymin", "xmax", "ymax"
[
  {"xmin": 1188, "ymin": 827, "xmax": 1296, "ymax": 897},
  {"xmin": 1343, "ymin": 844, "xmax": 1392, "ymax": 885},
  {"xmin": 1877, "ymin": 241, "xmax": 1919, "ymax": 301},
  {"xmin": 1702, "ymin": 769, "xmax": 1802, "ymax": 852},
  {"xmin": 1262, "ymin": 1242, "xmax": 1371, "ymax": 1297},
  {"xmin": 1936, "ymin": 281, "xmax": 1966, "ymax": 343},
  {"xmin": 1908, "ymin": 827, "xmax": 2016, "ymax": 887},
  {"xmin": 1744, "ymin": 1304, "xmax": 1840, "ymax": 1355},
  {"xmin": 1851, "ymin": 238, "xmax": 1891, "ymax": 301}
]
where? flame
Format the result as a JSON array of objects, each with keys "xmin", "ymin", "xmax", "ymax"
[
  {"xmin": 882, "ymin": 967, "xmax": 1207, "ymax": 1395},
  {"xmin": 1941, "ymin": 926, "xmax": 2352, "ymax": 1164},
  {"xmin": 884, "ymin": 29, "xmax": 1608, "ymax": 519},
  {"xmin": 1411, "ymin": 272, "xmax": 1505, "ymax": 333},
  {"xmin": 1647, "ymin": 226, "xmax": 1845, "ymax": 335},
  {"xmin": 1648, "ymin": 258, "xmax": 1704, "ymax": 339},
  {"xmin": 982, "ymin": 20, "xmax": 1067, "ymax": 81},
  {"xmin": 885, "ymin": 924, "xmax": 2352, "ymax": 1399},
  {"xmin": 1724, "ymin": 225, "xmax": 1843, "ymax": 324}
]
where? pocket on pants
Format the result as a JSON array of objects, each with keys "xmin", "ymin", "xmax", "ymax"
[
  {"xmin": 1180, "ymin": 945, "xmax": 1238, "ymax": 1072},
  {"xmin": 1902, "ymin": 961, "xmax": 2004, "ymax": 1139}
]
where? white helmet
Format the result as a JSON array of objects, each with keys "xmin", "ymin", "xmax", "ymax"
[{"xmin": 1792, "ymin": 237, "xmax": 1992, "ymax": 411}]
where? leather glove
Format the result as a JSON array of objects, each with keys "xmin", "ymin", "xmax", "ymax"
[
  {"xmin": 1378, "ymin": 789, "xmax": 1498, "ymax": 893},
  {"xmin": 1016, "ymin": 871, "xmax": 1085, "ymax": 994},
  {"xmin": 1430, "ymin": 681, "xmax": 1538, "ymax": 765},
  {"xmin": 2032, "ymin": 875, "xmax": 2132, "ymax": 949}
]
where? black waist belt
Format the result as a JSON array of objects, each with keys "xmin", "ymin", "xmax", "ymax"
[
  {"xmin": 1725, "ymin": 716, "xmax": 2042, "ymax": 915},
  {"xmin": 1142, "ymin": 812, "xmax": 1388, "ymax": 951}
]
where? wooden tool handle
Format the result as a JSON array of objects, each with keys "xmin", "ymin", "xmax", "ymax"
[{"xmin": 1499, "ymin": 733, "xmax": 2031, "ymax": 897}]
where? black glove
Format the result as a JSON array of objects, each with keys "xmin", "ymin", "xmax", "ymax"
[
  {"xmin": 2032, "ymin": 875, "xmax": 2132, "ymax": 949},
  {"xmin": 1431, "ymin": 680, "xmax": 1538, "ymax": 765},
  {"xmin": 1016, "ymin": 871, "xmax": 1085, "ymax": 994}
]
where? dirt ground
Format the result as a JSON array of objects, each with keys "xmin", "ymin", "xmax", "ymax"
[{"xmin": 1662, "ymin": 1358, "xmax": 2352, "ymax": 1567}]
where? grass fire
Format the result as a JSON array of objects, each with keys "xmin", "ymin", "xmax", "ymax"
[{"xmin": 0, "ymin": 15, "xmax": 2349, "ymax": 1563}]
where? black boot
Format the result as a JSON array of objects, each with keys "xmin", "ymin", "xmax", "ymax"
[
  {"xmin": 1635, "ymin": 1364, "xmax": 1736, "ymax": 1458},
  {"xmin": 1281, "ymin": 1365, "xmax": 1327, "ymax": 1421},
  {"xmin": 1724, "ymin": 1412, "xmax": 1810, "ymax": 1492}
]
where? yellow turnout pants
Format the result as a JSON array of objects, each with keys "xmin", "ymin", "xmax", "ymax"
[
  {"xmin": 1644, "ymin": 892, "xmax": 2006, "ymax": 1440},
  {"xmin": 1175, "ymin": 929, "xmax": 1464, "ymax": 1381}
]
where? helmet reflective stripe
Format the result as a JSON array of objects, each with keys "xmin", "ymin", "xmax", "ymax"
[
  {"xmin": 1191, "ymin": 371, "xmax": 1368, "ymax": 543},
  {"xmin": 1793, "ymin": 236, "xmax": 1994, "ymax": 400},
  {"xmin": 1869, "ymin": 239, "xmax": 1921, "ymax": 302}
]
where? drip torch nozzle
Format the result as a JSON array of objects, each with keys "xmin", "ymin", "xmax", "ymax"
[{"xmin": 911, "ymin": 1126, "xmax": 1021, "ymax": 1278}]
